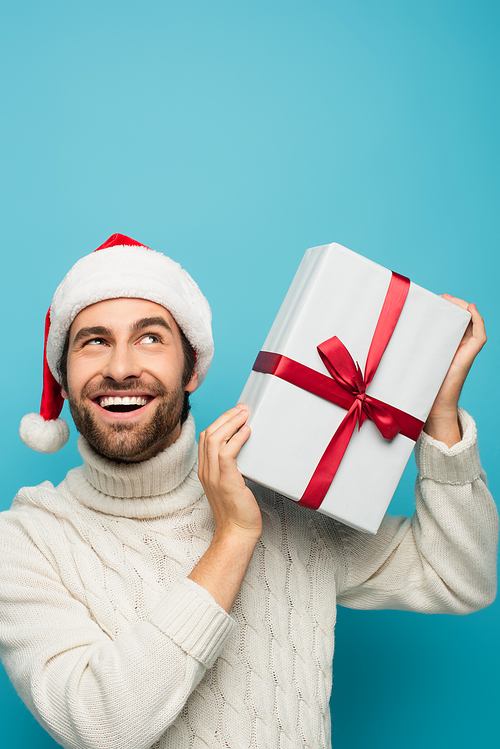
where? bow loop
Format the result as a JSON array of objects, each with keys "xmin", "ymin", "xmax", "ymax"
[{"xmin": 317, "ymin": 337, "xmax": 362, "ymax": 394}]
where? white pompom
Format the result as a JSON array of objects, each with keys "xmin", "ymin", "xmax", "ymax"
[{"xmin": 19, "ymin": 413, "xmax": 70, "ymax": 453}]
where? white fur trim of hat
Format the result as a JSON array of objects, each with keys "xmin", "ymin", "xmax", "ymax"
[{"xmin": 19, "ymin": 233, "xmax": 214, "ymax": 453}]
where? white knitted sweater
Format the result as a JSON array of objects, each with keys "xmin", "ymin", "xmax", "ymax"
[{"xmin": 0, "ymin": 411, "xmax": 497, "ymax": 749}]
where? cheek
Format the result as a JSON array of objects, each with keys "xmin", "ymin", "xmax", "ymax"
[
  {"xmin": 152, "ymin": 353, "xmax": 186, "ymax": 384},
  {"xmin": 66, "ymin": 358, "xmax": 102, "ymax": 394}
]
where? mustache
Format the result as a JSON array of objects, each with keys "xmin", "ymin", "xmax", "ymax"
[{"xmin": 81, "ymin": 378, "xmax": 168, "ymax": 398}]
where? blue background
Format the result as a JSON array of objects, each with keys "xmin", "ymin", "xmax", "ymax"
[{"xmin": 1, "ymin": 1, "xmax": 498, "ymax": 746}]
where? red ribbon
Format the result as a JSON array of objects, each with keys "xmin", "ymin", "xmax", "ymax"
[{"xmin": 252, "ymin": 272, "xmax": 424, "ymax": 510}]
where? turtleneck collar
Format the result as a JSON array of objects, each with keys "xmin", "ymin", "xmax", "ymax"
[{"xmin": 64, "ymin": 414, "xmax": 205, "ymax": 519}]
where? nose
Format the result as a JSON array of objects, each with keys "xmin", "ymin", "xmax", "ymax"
[{"xmin": 101, "ymin": 343, "xmax": 143, "ymax": 382}]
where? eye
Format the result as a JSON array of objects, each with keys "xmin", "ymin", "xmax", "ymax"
[
  {"xmin": 85, "ymin": 338, "xmax": 107, "ymax": 346},
  {"xmin": 139, "ymin": 334, "xmax": 161, "ymax": 344}
]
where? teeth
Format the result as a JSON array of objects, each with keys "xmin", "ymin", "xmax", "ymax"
[{"xmin": 99, "ymin": 396, "xmax": 149, "ymax": 408}]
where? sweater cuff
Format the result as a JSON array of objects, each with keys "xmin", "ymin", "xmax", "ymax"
[
  {"xmin": 148, "ymin": 578, "xmax": 236, "ymax": 669},
  {"xmin": 415, "ymin": 407, "xmax": 482, "ymax": 485}
]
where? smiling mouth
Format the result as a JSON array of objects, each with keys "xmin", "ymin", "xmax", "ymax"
[{"xmin": 96, "ymin": 395, "xmax": 153, "ymax": 413}]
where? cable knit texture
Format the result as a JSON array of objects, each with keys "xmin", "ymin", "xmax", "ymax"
[{"xmin": 0, "ymin": 411, "xmax": 497, "ymax": 749}]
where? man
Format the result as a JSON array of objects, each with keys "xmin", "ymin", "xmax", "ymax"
[{"xmin": 0, "ymin": 233, "xmax": 497, "ymax": 749}]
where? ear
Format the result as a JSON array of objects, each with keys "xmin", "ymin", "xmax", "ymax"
[
  {"xmin": 61, "ymin": 389, "xmax": 69, "ymax": 400},
  {"xmin": 185, "ymin": 371, "xmax": 198, "ymax": 394}
]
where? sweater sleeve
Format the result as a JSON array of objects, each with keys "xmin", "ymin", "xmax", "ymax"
[
  {"xmin": 0, "ymin": 518, "xmax": 235, "ymax": 749},
  {"xmin": 336, "ymin": 409, "xmax": 498, "ymax": 613}
]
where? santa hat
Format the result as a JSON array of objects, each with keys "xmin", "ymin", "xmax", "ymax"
[{"xmin": 19, "ymin": 233, "xmax": 214, "ymax": 453}]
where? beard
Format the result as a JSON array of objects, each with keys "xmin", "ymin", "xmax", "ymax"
[{"xmin": 67, "ymin": 379, "xmax": 185, "ymax": 462}]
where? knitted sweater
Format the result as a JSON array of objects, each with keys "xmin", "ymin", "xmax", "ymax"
[{"xmin": 0, "ymin": 411, "xmax": 497, "ymax": 749}]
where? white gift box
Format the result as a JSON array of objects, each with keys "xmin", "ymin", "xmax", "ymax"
[{"xmin": 237, "ymin": 243, "xmax": 471, "ymax": 534}]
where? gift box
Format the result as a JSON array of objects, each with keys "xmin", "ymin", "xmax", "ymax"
[{"xmin": 236, "ymin": 243, "xmax": 471, "ymax": 534}]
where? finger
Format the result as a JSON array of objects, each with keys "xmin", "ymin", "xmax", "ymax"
[
  {"xmin": 441, "ymin": 293, "xmax": 469, "ymax": 310},
  {"xmin": 202, "ymin": 404, "xmax": 247, "ymax": 439},
  {"xmin": 205, "ymin": 410, "xmax": 248, "ymax": 458},
  {"xmin": 198, "ymin": 427, "xmax": 251, "ymax": 500},
  {"xmin": 202, "ymin": 409, "xmax": 249, "ymax": 475},
  {"xmin": 199, "ymin": 405, "xmax": 246, "ymax": 468},
  {"xmin": 218, "ymin": 425, "xmax": 251, "ymax": 465},
  {"xmin": 467, "ymin": 303, "xmax": 487, "ymax": 347}
]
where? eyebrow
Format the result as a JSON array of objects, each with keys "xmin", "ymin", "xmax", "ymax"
[
  {"xmin": 71, "ymin": 326, "xmax": 111, "ymax": 347},
  {"xmin": 130, "ymin": 317, "xmax": 173, "ymax": 334}
]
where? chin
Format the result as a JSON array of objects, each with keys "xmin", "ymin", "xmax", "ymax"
[
  {"xmin": 89, "ymin": 425, "xmax": 179, "ymax": 462},
  {"xmin": 68, "ymin": 391, "xmax": 184, "ymax": 462}
]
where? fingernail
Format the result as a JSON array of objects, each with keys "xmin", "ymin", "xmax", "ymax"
[{"xmin": 236, "ymin": 403, "xmax": 245, "ymax": 409}]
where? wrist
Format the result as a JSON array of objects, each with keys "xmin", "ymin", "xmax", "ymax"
[
  {"xmin": 424, "ymin": 409, "xmax": 462, "ymax": 447},
  {"xmin": 188, "ymin": 528, "xmax": 259, "ymax": 613},
  {"xmin": 212, "ymin": 525, "xmax": 261, "ymax": 553}
]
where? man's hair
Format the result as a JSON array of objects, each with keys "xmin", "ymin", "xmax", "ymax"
[{"xmin": 57, "ymin": 326, "xmax": 196, "ymax": 424}]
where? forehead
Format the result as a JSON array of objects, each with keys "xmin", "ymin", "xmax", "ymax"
[{"xmin": 69, "ymin": 298, "xmax": 180, "ymax": 339}]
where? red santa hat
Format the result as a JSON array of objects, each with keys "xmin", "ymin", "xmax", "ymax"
[{"xmin": 19, "ymin": 233, "xmax": 214, "ymax": 453}]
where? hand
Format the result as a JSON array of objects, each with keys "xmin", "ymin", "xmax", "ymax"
[
  {"xmin": 189, "ymin": 405, "xmax": 261, "ymax": 612},
  {"xmin": 424, "ymin": 296, "xmax": 486, "ymax": 446},
  {"xmin": 198, "ymin": 405, "xmax": 262, "ymax": 544}
]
